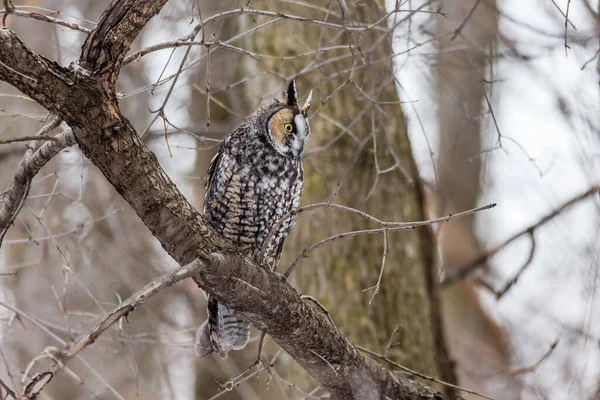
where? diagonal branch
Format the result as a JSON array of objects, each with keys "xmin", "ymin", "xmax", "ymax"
[
  {"xmin": 0, "ymin": 128, "xmax": 74, "ymax": 244},
  {"xmin": 196, "ymin": 254, "xmax": 446, "ymax": 399},
  {"xmin": 0, "ymin": 1, "xmax": 448, "ymax": 399}
]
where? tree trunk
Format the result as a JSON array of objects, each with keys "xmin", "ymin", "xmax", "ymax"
[
  {"xmin": 247, "ymin": 0, "xmax": 454, "ymax": 394},
  {"xmin": 435, "ymin": 0, "xmax": 522, "ymax": 396}
]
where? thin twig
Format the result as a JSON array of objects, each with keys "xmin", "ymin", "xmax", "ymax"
[
  {"xmin": 283, "ymin": 203, "xmax": 496, "ymax": 277},
  {"xmin": 0, "ymin": 377, "xmax": 16, "ymax": 399},
  {"xmin": 0, "ymin": 8, "xmax": 90, "ymax": 33},
  {"xmin": 550, "ymin": 0, "xmax": 576, "ymax": 29},
  {"xmin": 363, "ymin": 227, "xmax": 389, "ymax": 304},
  {"xmin": 356, "ymin": 345, "xmax": 494, "ymax": 400},
  {"xmin": 0, "ymin": 135, "xmax": 58, "ymax": 145},
  {"xmin": 450, "ymin": 0, "xmax": 482, "ymax": 40},
  {"xmin": 564, "ymin": 0, "xmax": 571, "ymax": 56},
  {"xmin": 384, "ymin": 323, "xmax": 402, "ymax": 358},
  {"xmin": 308, "ymin": 349, "xmax": 338, "ymax": 376},
  {"xmin": 442, "ymin": 186, "xmax": 600, "ymax": 286},
  {"xmin": 207, "ymin": 351, "xmax": 282, "ymax": 400},
  {"xmin": 481, "ymin": 231, "xmax": 537, "ymax": 299},
  {"xmin": 4, "ymin": 209, "xmax": 121, "ymax": 245},
  {"xmin": 0, "ymin": 302, "xmax": 125, "ymax": 400},
  {"xmin": 580, "ymin": 48, "xmax": 600, "ymax": 70},
  {"xmin": 1, "ymin": 0, "xmax": 14, "ymax": 26},
  {"xmin": 508, "ymin": 340, "xmax": 559, "ymax": 375},
  {"xmin": 21, "ymin": 258, "xmax": 207, "ymax": 399}
]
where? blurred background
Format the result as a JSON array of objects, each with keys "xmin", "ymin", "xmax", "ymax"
[{"xmin": 0, "ymin": 0, "xmax": 598, "ymax": 399}]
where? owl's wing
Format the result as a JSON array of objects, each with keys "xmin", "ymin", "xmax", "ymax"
[
  {"xmin": 270, "ymin": 239, "xmax": 286, "ymax": 270},
  {"xmin": 203, "ymin": 151, "xmax": 222, "ymax": 205}
]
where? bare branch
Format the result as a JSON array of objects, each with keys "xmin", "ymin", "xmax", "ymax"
[
  {"xmin": 195, "ymin": 254, "xmax": 445, "ymax": 399},
  {"xmin": 283, "ymin": 203, "xmax": 497, "ymax": 278},
  {"xmin": 0, "ymin": 135, "xmax": 58, "ymax": 145},
  {"xmin": 441, "ymin": 186, "xmax": 600, "ymax": 286},
  {"xmin": 0, "ymin": 128, "xmax": 74, "ymax": 245},
  {"xmin": 479, "ymin": 231, "xmax": 537, "ymax": 299},
  {"xmin": 450, "ymin": 0, "xmax": 482, "ymax": 40},
  {"xmin": 0, "ymin": 377, "xmax": 16, "ymax": 400},
  {"xmin": 22, "ymin": 258, "xmax": 207, "ymax": 399},
  {"xmin": 356, "ymin": 345, "xmax": 494, "ymax": 400},
  {"xmin": 550, "ymin": 0, "xmax": 577, "ymax": 30},
  {"xmin": 508, "ymin": 340, "xmax": 559, "ymax": 375},
  {"xmin": 0, "ymin": 302, "xmax": 125, "ymax": 399},
  {"xmin": 263, "ymin": 201, "xmax": 496, "ymax": 260},
  {"xmin": 0, "ymin": 8, "xmax": 91, "ymax": 33},
  {"xmin": 0, "ymin": 28, "xmax": 93, "ymax": 122},
  {"xmin": 1, "ymin": 0, "xmax": 14, "ymax": 25},
  {"xmin": 563, "ymin": 0, "xmax": 572, "ymax": 55}
]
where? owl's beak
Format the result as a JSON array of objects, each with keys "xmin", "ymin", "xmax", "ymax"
[{"xmin": 291, "ymin": 138, "xmax": 305, "ymax": 156}]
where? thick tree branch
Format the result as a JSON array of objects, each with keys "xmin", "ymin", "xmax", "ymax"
[
  {"xmin": 0, "ymin": 1, "xmax": 447, "ymax": 399},
  {"xmin": 0, "ymin": 28, "xmax": 102, "ymax": 125},
  {"xmin": 198, "ymin": 254, "xmax": 445, "ymax": 399},
  {"xmin": 80, "ymin": 0, "xmax": 168, "ymax": 86}
]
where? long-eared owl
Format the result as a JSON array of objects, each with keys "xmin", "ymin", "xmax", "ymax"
[{"xmin": 195, "ymin": 81, "xmax": 312, "ymax": 358}]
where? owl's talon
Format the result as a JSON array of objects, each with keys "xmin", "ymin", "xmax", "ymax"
[
  {"xmin": 208, "ymin": 252, "xmax": 226, "ymax": 264},
  {"xmin": 272, "ymin": 271, "xmax": 287, "ymax": 282}
]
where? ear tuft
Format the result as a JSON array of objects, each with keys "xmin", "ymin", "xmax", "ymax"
[
  {"xmin": 301, "ymin": 90, "xmax": 312, "ymax": 115},
  {"xmin": 286, "ymin": 80, "xmax": 298, "ymax": 106}
]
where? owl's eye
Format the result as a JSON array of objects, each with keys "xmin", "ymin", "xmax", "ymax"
[{"xmin": 283, "ymin": 123, "xmax": 294, "ymax": 133}]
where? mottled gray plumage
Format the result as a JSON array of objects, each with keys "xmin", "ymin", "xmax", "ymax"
[{"xmin": 195, "ymin": 81, "xmax": 312, "ymax": 358}]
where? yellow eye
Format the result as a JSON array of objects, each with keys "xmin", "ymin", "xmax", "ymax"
[{"xmin": 283, "ymin": 123, "xmax": 294, "ymax": 133}]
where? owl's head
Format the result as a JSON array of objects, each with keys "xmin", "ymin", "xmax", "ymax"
[{"xmin": 265, "ymin": 80, "xmax": 312, "ymax": 158}]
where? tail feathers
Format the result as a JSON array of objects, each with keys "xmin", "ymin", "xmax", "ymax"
[
  {"xmin": 194, "ymin": 320, "xmax": 214, "ymax": 357},
  {"xmin": 195, "ymin": 296, "xmax": 250, "ymax": 358}
]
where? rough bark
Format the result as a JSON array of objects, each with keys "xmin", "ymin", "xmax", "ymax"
[{"xmin": 0, "ymin": 1, "xmax": 445, "ymax": 398}]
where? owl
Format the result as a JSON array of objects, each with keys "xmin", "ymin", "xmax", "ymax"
[{"xmin": 195, "ymin": 81, "xmax": 312, "ymax": 358}]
